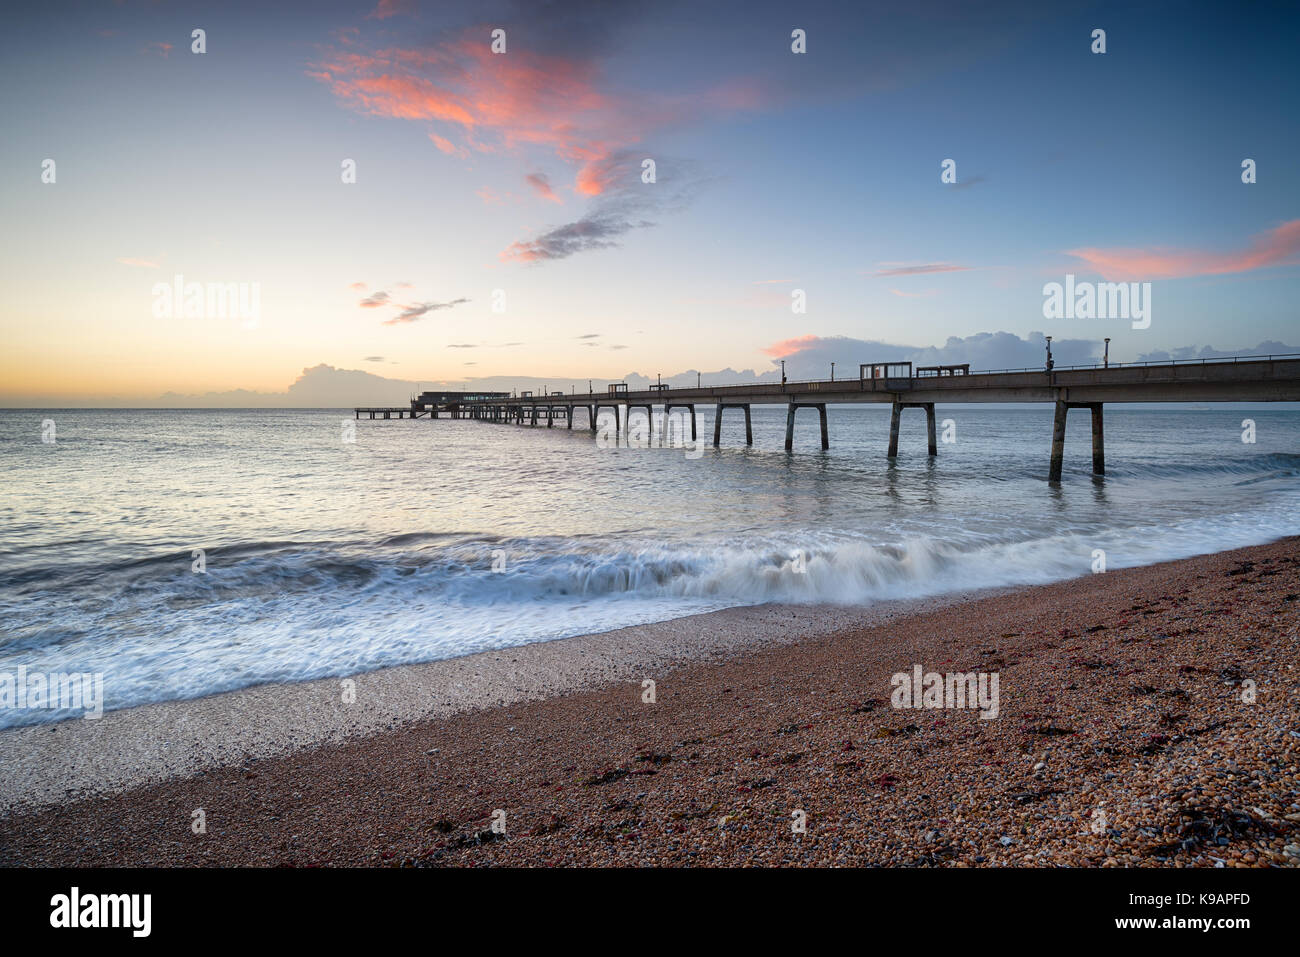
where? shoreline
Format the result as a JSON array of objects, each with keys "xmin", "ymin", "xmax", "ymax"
[
  {"xmin": 0, "ymin": 589, "xmax": 998, "ymax": 812},
  {"xmin": 2, "ymin": 538, "xmax": 1298, "ymax": 866}
]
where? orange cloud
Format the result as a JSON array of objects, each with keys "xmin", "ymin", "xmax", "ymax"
[
  {"xmin": 1068, "ymin": 219, "xmax": 1300, "ymax": 281},
  {"xmin": 762, "ymin": 335, "xmax": 819, "ymax": 359}
]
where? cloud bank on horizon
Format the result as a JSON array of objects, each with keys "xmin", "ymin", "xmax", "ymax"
[{"xmin": 20, "ymin": 334, "xmax": 1291, "ymax": 408}]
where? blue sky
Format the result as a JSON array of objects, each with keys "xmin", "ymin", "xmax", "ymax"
[{"xmin": 1, "ymin": 0, "xmax": 1296, "ymax": 403}]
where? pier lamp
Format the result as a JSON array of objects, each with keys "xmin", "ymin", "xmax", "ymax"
[
  {"xmin": 781, "ymin": 359, "xmax": 787, "ymax": 386},
  {"xmin": 1104, "ymin": 338, "xmax": 1111, "ymax": 369},
  {"xmin": 1045, "ymin": 336, "xmax": 1054, "ymax": 371},
  {"xmin": 830, "ymin": 362, "xmax": 835, "ymax": 382}
]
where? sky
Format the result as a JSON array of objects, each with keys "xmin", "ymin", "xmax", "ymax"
[{"xmin": 1, "ymin": 0, "xmax": 1297, "ymax": 406}]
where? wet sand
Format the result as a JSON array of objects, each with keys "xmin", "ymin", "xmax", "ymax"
[{"xmin": 2, "ymin": 540, "xmax": 1298, "ymax": 867}]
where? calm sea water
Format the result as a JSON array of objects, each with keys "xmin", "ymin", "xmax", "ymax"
[{"xmin": 1, "ymin": 405, "xmax": 1297, "ymax": 727}]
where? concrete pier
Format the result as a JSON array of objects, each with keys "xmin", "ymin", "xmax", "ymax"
[
  {"xmin": 1050, "ymin": 400, "xmax": 1106, "ymax": 481},
  {"xmin": 664, "ymin": 403, "xmax": 698, "ymax": 443},
  {"xmin": 784, "ymin": 403, "xmax": 828, "ymax": 451},
  {"xmin": 356, "ymin": 354, "xmax": 1300, "ymax": 481},
  {"xmin": 888, "ymin": 402, "xmax": 937, "ymax": 457},
  {"xmin": 713, "ymin": 402, "xmax": 753, "ymax": 447}
]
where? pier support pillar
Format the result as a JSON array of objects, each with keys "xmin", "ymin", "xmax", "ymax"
[
  {"xmin": 1049, "ymin": 399, "xmax": 1068, "ymax": 482},
  {"xmin": 785, "ymin": 403, "xmax": 826, "ymax": 451},
  {"xmin": 1091, "ymin": 403, "xmax": 1105, "ymax": 475},
  {"xmin": 713, "ymin": 403, "xmax": 754, "ymax": 447},
  {"xmin": 888, "ymin": 402, "xmax": 935, "ymax": 457},
  {"xmin": 547, "ymin": 405, "xmax": 554, "ymax": 428}
]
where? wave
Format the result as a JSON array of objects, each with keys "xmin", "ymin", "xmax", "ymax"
[
  {"xmin": 1, "ymin": 498, "xmax": 1297, "ymax": 729},
  {"xmin": 1100, "ymin": 452, "xmax": 1300, "ymax": 481}
]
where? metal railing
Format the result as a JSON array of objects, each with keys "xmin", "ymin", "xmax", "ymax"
[{"xmin": 453, "ymin": 353, "xmax": 1300, "ymax": 402}]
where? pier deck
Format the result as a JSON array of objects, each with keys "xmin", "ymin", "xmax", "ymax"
[{"xmin": 354, "ymin": 354, "xmax": 1300, "ymax": 481}]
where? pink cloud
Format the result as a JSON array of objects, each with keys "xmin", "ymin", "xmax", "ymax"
[
  {"xmin": 1068, "ymin": 219, "xmax": 1300, "ymax": 281},
  {"xmin": 429, "ymin": 132, "xmax": 465, "ymax": 157},
  {"xmin": 367, "ymin": 0, "xmax": 414, "ymax": 20},
  {"xmin": 116, "ymin": 257, "xmax": 160, "ymax": 268},
  {"xmin": 308, "ymin": 35, "xmax": 769, "ymax": 201},
  {"xmin": 762, "ymin": 335, "xmax": 820, "ymax": 359},
  {"xmin": 889, "ymin": 288, "xmax": 936, "ymax": 298}
]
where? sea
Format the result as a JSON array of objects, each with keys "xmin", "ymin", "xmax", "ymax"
[{"xmin": 1, "ymin": 404, "xmax": 1296, "ymax": 727}]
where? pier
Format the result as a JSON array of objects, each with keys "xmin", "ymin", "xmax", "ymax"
[
  {"xmin": 355, "ymin": 355, "xmax": 1300, "ymax": 481},
  {"xmin": 354, "ymin": 390, "xmax": 510, "ymax": 420}
]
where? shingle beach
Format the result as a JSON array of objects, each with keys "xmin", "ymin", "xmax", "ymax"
[{"xmin": 3, "ymin": 540, "xmax": 1298, "ymax": 867}]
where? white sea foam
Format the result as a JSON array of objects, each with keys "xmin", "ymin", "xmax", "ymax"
[{"xmin": 1, "ymin": 494, "xmax": 1295, "ymax": 728}]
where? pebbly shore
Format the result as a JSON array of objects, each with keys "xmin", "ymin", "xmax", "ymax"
[{"xmin": 2, "ymin": 540, "xmax": 1298, "ymax": 867}]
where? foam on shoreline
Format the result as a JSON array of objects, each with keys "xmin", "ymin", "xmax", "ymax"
[{"xmin": 0, "ymin": 592, "xmax": 991, "ymax": 812}]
